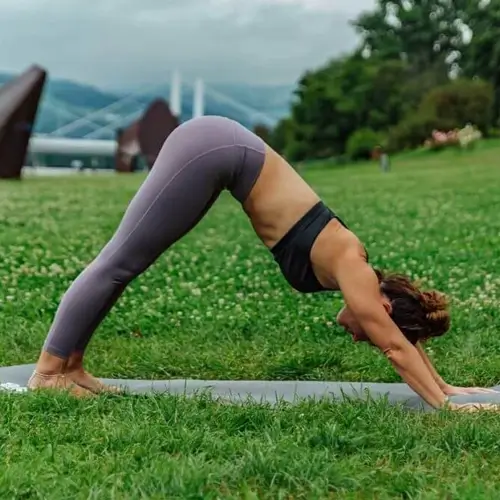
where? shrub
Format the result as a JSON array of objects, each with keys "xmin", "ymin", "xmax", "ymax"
[
  {"xmin": 423, "ymin": 124, "xmax": 483, "ymax": 151},
  {"xmin": 387, "ymin": 113, "xmax": 455, "ymax": 152},
  {"xmin": 424, "ymin": 130, "xmax": 460, "ymax": 151},
  {"xmin": 346, "ymin": 128, "xmax": 385, "ymax": 161},
  {"xmin": 458, "ymin": 124, "xmax": 482, "ymax": 149},
  {"xmin": 419, "ymin": 78, "xmax": 494, "ymax": 133},
  {"xmin": 387, "ymin": 78, "xmax": 493, "ymax": 154},
  {"xmin": 487, "ymin": 127, "xmax": 500, "ymax": 139}
]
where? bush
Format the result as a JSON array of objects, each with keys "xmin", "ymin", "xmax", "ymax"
[
  {"xmin": 403, "ymin": 123, "xmax": 484, "ymax": 154},
  {"xmin": 424, "ymin": 129, "xmax": 460, "ymax": 151},
  {"xmin": 419, "ymin": 78, "xmax": 494, "ymax": 133},
  {"xmin": 457, "ymin": 124, "xmax": 483, "ymax": 149},
  {"xmin": 387, "ymin": 113, "xmax": 455, "ymax": 152},
  {"xmin": 346, "ymin": 128, "xmax": 385, "ymax": 161},
  {"xmin": 423, "ymin": 124, "xmax": 483, "ymax": 151},
  {"xmin": 387, "ymin": 78, "xmax": 494, "ymax": 153},
  {"xmin": 487, "ymin": 127, "xmax": 500, "ymax": 139}
]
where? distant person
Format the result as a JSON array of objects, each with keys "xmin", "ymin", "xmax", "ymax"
[
  {"xmin": 380, "ymin": 148, "xmax": 390, "ymax": 173},
  {"xmin": 28, "ymin": 116, "xmax": 497, "ymax": 412},
  {"xmin": 373, "ymin": 145, "xmax": 390, "ymax": 173}
]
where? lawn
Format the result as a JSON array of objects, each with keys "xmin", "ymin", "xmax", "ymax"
[{"xmin": 1, "ymin": 143, "xmax": 500, "ymax": 498}]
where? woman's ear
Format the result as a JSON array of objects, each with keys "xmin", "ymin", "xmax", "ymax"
[{"xmin": 381, "ymin": 295, "xmax": 392, "ymax": 315}]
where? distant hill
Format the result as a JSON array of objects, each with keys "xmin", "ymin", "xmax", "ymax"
[{"xmin": 0, "ymin": 71, "xmax": 295, "ymax": 139}]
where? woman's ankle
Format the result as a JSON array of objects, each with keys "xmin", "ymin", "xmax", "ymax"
[
  {"xmin": 66, "ymin": 351, "xmax": 85, "ymax": 372},
  {"xmin": 35, "ymin": 350, "xmax": 67, "ymax": 375}
]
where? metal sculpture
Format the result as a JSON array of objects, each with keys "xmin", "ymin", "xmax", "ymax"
[
  {"xmin": 0, "ymin": 65, "xmax": 47, "ymax": 179},
  {"xmin": 115, "ymin": 99, "xmax": 179, "ymax": 173}
]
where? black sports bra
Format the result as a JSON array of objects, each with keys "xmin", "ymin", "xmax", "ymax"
[{"xmin": 270, "ymin": 201, "xmax": 367, "ymax": 293}]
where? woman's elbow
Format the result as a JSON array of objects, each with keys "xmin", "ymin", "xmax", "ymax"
[{"xmin": 382, "ymin": 341, "xmax": 412, "ymax": 366}]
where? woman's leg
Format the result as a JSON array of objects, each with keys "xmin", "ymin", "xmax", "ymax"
[{"xmin": 29, "ymin": 115, "xmax": 266, "ymax": 394}]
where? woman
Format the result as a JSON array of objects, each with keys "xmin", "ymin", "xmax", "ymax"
[{"xmin": 28, "ymin": 116, "xmax": 496, "ymax": 411}]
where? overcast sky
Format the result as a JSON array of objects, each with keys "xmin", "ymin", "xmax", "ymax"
[{"xmin": 0, "ymin": 0, "xmax": 375, "ymax": 90}]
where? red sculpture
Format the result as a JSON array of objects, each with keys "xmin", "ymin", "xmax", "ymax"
[
  {"xmin": 115, "ymin": 122, "xmax": 141, "ymax": 173},
  {"xmin": 0, "ymin": 65, "xmax": 47, "ymax": 179},
  {"xmin": 115, "ymin": 98, "xmax": 179, "ymax": 173}
]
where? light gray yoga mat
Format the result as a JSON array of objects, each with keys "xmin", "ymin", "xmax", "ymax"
[{"xmin": 1, "ymin": 363, "xmax": 500, "ymax": 411}]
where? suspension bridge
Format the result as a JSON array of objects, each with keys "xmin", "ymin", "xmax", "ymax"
[{"xmin": 28, "ymin": 71, "xmax": 278, "ymax": 161}]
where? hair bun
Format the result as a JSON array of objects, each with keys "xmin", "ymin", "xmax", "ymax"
[
  {"xmin": 421, "ymin": 290, "xmax": 447, "ymax": 310},
  {"xmin": 426, "ymin": 309, "xmax": 449, "ymax": 322},
  {"xmin": 420, "ymin": 290, "xmax": 449, "ymax": 324}
]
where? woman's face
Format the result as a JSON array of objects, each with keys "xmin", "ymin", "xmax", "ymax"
[
  {"xmin": 335, "ymin": 305, "xmax": 370, "ymax": 342},
  {"xmin": 336, "ymin": 296, "xmax": 392, "ymax": 343}
]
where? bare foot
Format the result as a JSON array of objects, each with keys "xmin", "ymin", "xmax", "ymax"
[
  {"xmin": 65, "ymin": 351, "xmax": 124, "ymax": 395},
  {"xmin": 66, "ymin": 369, "xmax": 124, "ymax": 394},
  {"xmin": 27, "ymin": 371, "xmax": 94, "ymax": 398}
]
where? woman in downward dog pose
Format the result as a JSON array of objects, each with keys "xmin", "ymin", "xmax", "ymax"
[{"xmin": 28, "ymin": 115, "xmax": 497, "ymax": 411}]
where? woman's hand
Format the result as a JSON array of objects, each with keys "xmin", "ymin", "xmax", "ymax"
[{"xmin": 442, "ymin": 385, "xmax": 500, "ymax": 396}]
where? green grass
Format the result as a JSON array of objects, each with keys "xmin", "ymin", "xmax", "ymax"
[{"xmin": 1, "ymin": 142, "xmax": 500, "ymax": 498}]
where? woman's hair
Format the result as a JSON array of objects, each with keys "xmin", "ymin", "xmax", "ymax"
[{"xmin": 374, "ymin": 268, "xmax": 450, "ymax": 344}]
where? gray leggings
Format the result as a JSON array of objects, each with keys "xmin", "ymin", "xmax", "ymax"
[{"xmin": 43, "ymin": 115, "xmax": 266, "ymax": 358}]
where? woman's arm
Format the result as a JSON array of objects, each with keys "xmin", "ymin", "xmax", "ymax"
[
  {"xmin": 416, "ymin": 342, "xmax": 500, "ymax": 395},
  {"xmin": 333, "ymin": 250, "xmax": 448, "ymax": 408},
  {"xmin": 415, "ymin": 342, "xmax": 448, "ymax": 389}
]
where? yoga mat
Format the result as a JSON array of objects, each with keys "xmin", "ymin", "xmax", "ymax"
[{"xmin": 1, "ymin": 363, "xmax": 499, "ymax": 411}]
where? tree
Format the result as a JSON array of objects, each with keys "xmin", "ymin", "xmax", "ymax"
[
  {"xmin": 253, "ymin": 124, "xmax": 272, "ymax": 144},
  {"xmin": 271, "ymin": 1, "xmax": 500, "ymax": 160},
  {"xmin": 268, "ymin": 118, "xmax": 295, "ymax": 157},
  {"xmin": 351, "ymin": 0, "xmax": 469, "ymax": 76},
  {"xmin": 460, "ymin": 0, "xmax": 500, "ymax": 125},
  {"xmin": 282, "ymin": 55, "xmax": 412, "ymax": 161}
]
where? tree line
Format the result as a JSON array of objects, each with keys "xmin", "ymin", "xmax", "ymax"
[{"xmin": 256, "ymin": 0, "xmax": 500, "ymax": 163}]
